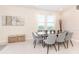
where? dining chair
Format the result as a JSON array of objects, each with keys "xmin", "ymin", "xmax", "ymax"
[
  {"xmin": 56, "ymin": 31, "xmax": 67, "ymax": 51},
  {"xmin": 57, "ymin": 30, "xmax": 60, "ymax": 34},
  {"xmin": 43, "ymin": 30, "xmax": 48, "ymax": 39},
  {"xmin": 43, "ymin": 34, "xmax": 57, "ymax": 54},
  {"xmin": 50, "ymin": 30, "xmax": 53, "ymax": 34},
  {"xmin": 32, "ymin": 32, "xmax": 44, "ymax": 48},
  {"xmin": 44, "ymin": 30, "xmax": 48, "ymax": 34},
  {"xmin": 65, "ymin": 32, "xmax": 73, "ymax": 48},
  {"xmin": 53, "ymin": 30, "xmax": 56, "ymax": 34},
  {"xmin": 37, "ymin": 30, "xmax": 42, "ymax": 32}
]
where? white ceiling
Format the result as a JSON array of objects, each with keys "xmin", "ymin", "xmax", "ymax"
[
  {"xmin": 32, "ymin": 5, "xmax": 73, "ymax": 12},
  {"xmin": 24, "ymin": 5, "xmax": 74, "ymax": 12}
]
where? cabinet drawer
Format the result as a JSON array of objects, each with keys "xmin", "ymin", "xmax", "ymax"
[
  {"xmin": 8, "ymin": 36, "xmax": 17, "ymax": 43},
  {"xmin": 17, "ymin": 36, "xmax": 25, "ymax": 42},
  {"xmin": 8, "ymin": 35, "xmax": 25, "ymax": 43}
]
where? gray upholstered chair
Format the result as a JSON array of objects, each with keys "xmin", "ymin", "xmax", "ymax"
[
  {"xmin": 65, "ymin": 32, "xmax": 73, "ymax": 48},
  {"xmin": 56, "ymin": 32, "xmax": 67, "ymax": 50},
  {"xmin": 50, "ymin": 30, "xmax": 55, "ymax": 34},
  {"xmin": 43, "ymin": 34, "xmax": 57, "ymax": 54},
  {"xmin": 32, "ymin": 32, "xmax": 44, "ymax": 48}
]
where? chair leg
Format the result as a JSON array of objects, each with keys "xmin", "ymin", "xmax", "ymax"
[
  {"xmin": 58, "ymin": 43, "xmax": 60, "ymax": 51},
  {"xmin": 47, "ymin": 44, "xmax": 50, "ymax": 54},
  {"xmin": 53, "ymin": 44, "xmax": 57, "ymax": 51},
  {"xmin": 42, "ymin": 41, "xmax": 45, "ymax": 48},
  {"xmin": 70, "ymin": 40, "xmax": 73, "ymax": 47},
  {"xmin": 67, "ymin": 40, "xmax": 69, "ymax": 48},
  {"xmin": 63, "ymin": 42, "xmax": 66, "ymax": 48},
  {"xmin": 41, "ymin": 40, "xmax": 43, "ymax": 47},
  {"xmin": 33, "ymin": 40, "xmax": 36, "ymax": 48}
]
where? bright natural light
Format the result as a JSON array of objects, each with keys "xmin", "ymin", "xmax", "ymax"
[{"xmin": 37, "ymin": 15, "xmax": 56, "ymax": 30}]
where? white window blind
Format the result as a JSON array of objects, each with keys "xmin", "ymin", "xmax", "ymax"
[{"xmin": 36, "ymin": 15, "xmax": 56, "ymax": 30}]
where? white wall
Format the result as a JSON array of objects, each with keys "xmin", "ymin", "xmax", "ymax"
[
  {"xmin": 0, "ymin": 6, "xmax": 59, "ymax": 44},
  {"xmin": 62, "ymin": 6, "xmax": 79, "ymax": 41}
]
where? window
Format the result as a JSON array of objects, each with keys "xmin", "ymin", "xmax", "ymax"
[
  {"xmin": 37, "ymin": 15, "xmax": 45, "ymax": 30},
  {"xmin": 47, "ymin": 16, "xmax": 56, "ymax": 30},
  {"xmin": 36, "ymin": 15, "xmax": 56, "ymax": 30}
]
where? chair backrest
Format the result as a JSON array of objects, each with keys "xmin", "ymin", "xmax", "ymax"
[
  {"xmin": 44, "ymin": 30, "xmax": 48, "ymax": 34},
  {"xmin": 37, "ymin": 30, "xmax": 42, "ymax": 32},
  {"xmin": 53, "ymin": 30, "xmax": 56, "ymax": 34},
  {"xmin": 65, "ymin": 32, "xmax": 73, "ymax": 40},
  {"xmin": 57, "ymin": 30, "xmax": 60, "ymax": 34},
  {"xmin": 32, "ymin": 32, "xmax": 38, "ymax": 40},
  {"xmin": 56, "ymin": 32, "xmax": 67, "ymax": 42},
  {"xmin": 50, "ymin": 30, "xmax": 53, "ymax": 34},
  {"xmin": 45, "ymin": 34, "xmax": 57, "ymax": 44},
  {"xmin": 32, "ymin": 32, "xmax": 43, "ymax": 40}
]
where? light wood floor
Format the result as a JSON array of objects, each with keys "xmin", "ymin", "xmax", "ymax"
[{"xmin": 0, "ymin": 39, "xmax": 79, "ymax": 54}]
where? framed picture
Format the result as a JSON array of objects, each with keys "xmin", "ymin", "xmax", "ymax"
[{"xmin": 2, "ymin": 16, "xmax": 24, "ymax": 26}]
